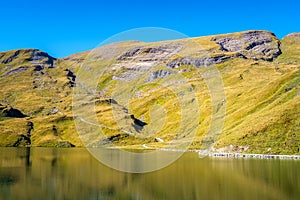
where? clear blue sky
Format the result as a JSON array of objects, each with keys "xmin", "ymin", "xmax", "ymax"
[{"xmin": 0, "ymin": 0, "xmax": 299, "ymax": 58}]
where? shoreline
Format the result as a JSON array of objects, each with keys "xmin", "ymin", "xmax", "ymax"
[
  {"xmin": 198, "ymin": 152, "xmax": 300, "ymax": 160},
  {"xmin": 143, "ymin": 147, "xmax": 300, "ymax": 160},
  {"xmin": 2, "ymin": 146, "xmax": 300, "ymax": 160},
  {"xmin": 146, "ymin": 147, "xmax": 300, "ymax": 160}
]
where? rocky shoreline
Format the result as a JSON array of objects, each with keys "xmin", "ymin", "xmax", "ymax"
[
  {"xmin": 136, "ymin": 145, "xmax": 300, "ymax": 160},
  {"xmin": 199, "ymin": 152, "xmax": 300, "ymax": 160}
]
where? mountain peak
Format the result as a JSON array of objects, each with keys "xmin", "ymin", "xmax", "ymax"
[{"xmin": 0, "ymin": 49, "xmax": 56, "ymax": 66}]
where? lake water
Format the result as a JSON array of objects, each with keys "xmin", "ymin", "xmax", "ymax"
[{"xmin": 0, "ymin": 148, "xmax": 299, "ymax": 200}]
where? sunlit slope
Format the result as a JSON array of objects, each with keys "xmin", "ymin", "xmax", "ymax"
[
  {"xmin": 0, "ymin": 49, "xmax": 82, "ymax": 147},
  {"xmin": 0, "ymin": 31, "xmax": 299, "ymax": 154}
]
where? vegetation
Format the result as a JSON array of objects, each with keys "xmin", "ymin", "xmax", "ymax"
[{"xmin": 0, "ymin": 30, "xmax": 299, "ymax": 154}]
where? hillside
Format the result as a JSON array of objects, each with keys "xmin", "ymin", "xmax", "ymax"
[{"xmin": 0, "ymin": 30, "xmax": 299, "ymax": 154}]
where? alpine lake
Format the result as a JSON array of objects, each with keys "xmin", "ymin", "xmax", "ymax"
[{"xmin": 0, "ymin": 147, "xmax": 299, "ymax": 200}]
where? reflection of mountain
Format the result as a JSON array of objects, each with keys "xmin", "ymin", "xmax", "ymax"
[
  {"xmin": 0, "ymin": 31, "xmax": 300, "ymax": 154},
  {"xmin": 0, "ymin": 148, "xmax": 299, "ymax": 199},
  {"xmin": 131, "ymin": 114, "xmax": 147, "ymax": 132}
]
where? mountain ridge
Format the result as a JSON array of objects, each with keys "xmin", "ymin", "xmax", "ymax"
[
  {"xmin": 0, "ymin": 30, "xmax": 287, "ymax": 59},
  {"xmin": 0, "ymin": 30, "xmax": 299, "ymax": 154}
]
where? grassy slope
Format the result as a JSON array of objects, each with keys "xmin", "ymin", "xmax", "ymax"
[
  {"xmin": 0, "ymin": 32, "xmax": 299, "ymax": 154},
  {"xmin": 0, "ymin": 50, "xmax": 83, "ymax": 147}
]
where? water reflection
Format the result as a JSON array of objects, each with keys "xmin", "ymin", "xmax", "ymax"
[{"xmin": 0, "ymin": 148, "xmax": 299, "ymax": 200}]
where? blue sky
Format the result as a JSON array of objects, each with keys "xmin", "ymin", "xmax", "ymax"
[{"xmin": 0, "ymin": 0, "xmax": 299, "ymax": 58}]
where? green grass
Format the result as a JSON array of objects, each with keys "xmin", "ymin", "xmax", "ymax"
[{"xmin": 0, "ymin": 31, "xmax": 299, "ymax": 154}]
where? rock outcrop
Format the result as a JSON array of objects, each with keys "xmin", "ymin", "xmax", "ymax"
[
  {"xmin": 0, "ymin": 49, "xmax": 56, "ymax": 67},
  {"xmin": 147, "ymin": 69, "xmax": 175, "ymax": 82},
  {"xmin": 65, "ymin": 69, "xmax": 76, "ymax": 87},
  {"xmin": 0, "ymin": 105, "xmax": 27, "ymax": 118},
  {"xmin": 211, "ymin": 31, "xmax": 281, "ymax": 61},
  {"xmin": 4, "ymin": 66, "xmax": 29, "ymax": 75},
  {"xmin": 166, "ymin": 53, "xmax": 245, "ymax": 68},
  {"xmin": 0, "ymin": 50, "xmax": 20, "ymax": 64},
  {"xmin": 111, "ymin": 44, "xmax": 183, "ymax": 82},
  {"xmin": 117, "ymin": 44, "xmax": 183, "ymax": 61},
  {"xmin": 27, "ymin": 49, "xmax": 56, "ymax": 66}
]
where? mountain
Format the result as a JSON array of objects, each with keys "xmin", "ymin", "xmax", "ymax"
[{"xmin": 0, "ymin": 30, "xmax": 299, "ymax": 154}]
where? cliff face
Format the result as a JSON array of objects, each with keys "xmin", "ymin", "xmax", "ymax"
[
  {"xmin": 212, "ymin": 31, "xmax": 281, "ymax": 61},
  {"xmin": 0, "ymin": 30, "xmax": 299, "ymax": 154}
]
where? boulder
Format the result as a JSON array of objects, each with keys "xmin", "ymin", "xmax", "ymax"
[{"xmin": 1, "ymin": 107, "xmax": 27, "ymax": 118}]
